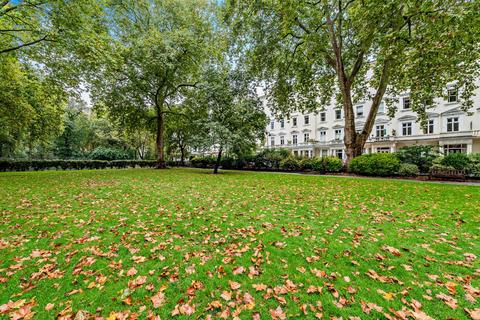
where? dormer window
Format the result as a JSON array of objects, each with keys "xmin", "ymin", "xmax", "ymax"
[{"xmin": 448, "ymin": 88, "xmax": 458, "ymax": 103}]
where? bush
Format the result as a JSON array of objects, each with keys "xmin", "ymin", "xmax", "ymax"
[
  {"xmin": 469, "ymin": 153, "xmax": 480, "ymax": 177},
  {"xmin": 299, "ymin": 158, "xmax": 315, "ymax": 170},
  {"xmin": 89, "ymin": 147, "xmax": 132, "ymax": 161},
  {"xmin": 395, "ymin": 145, "xmax": 439, "ymax": 173},
  {"xmin": 190, "ymin": 156, "xmax": 216, "ymax": 168},
  {"xmin": 349, "ymin": 153, "xmax": 401, "ymax": 176},
  {"xmin": 0, "ymin": 160, "xmax": 156, "ymax": 172},
  {"xmin": 321, "ymin": 156, "xmax": 344, "ymax": 173},
  {"xmin": 398, "ymin": 163, "xmax": 420, "ymax": 177},
  {"xmin": 280, "ymin": 156, "xmax": 300, "ymax": 171},
  {"xmin": 440, "ymin": 153, "xmax": 471, "ymax": 171},
  {"xmin": 254, "ymin": 149, "xmax": 290, "ymax": 170}
]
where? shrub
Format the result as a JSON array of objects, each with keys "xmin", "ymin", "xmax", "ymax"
[
  {"xmin": 469, "ymin": 153, "xmax": 480, "ymax": 177},
  {"xmin": 349, "ymin": 153, "xmax": 401, "ymax": 176},
  {"xmin": 280, "ymin": 156, "xmax": 300, "ymax": 171},
  {"xmin": 254, "ymin": 149, "xmax": 290, "ymax": 170},
  {"xmin": 398, "ymin": 163, "xmax": 420, "ymax": 177},
  {"xmin": 190, "ymin": 156, "xmax": 216, "ymax": 168},
  {"xmin": 89, "ymin": 147, "xmax": 132, "ymax": 161},
  {"xmin": 440, "ymin": 153, "xmax": 471, "ymax": 171},
  {"xmin": 395, "ymin": 145, "xmax": 439, "ymax": 173},
  {"xmin": 321, "ymin": 156, "xmax": 344, "ymax": 173},
  {"xmin": 299, "ymin": 158, "xmax": 315, "ymax": 171},
  {"xmin": 0, "ymin": 160, "xmax": 156, "ymax": 172}
]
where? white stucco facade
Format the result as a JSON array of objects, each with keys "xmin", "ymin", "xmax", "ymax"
[{"xmin": 264, "ymin": 86, "xmax": 480, "ymax": 159}]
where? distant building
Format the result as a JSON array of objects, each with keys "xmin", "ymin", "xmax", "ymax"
[{"xmin": 264, "ymin": 85, "xmax": 480, "ymax": 159}]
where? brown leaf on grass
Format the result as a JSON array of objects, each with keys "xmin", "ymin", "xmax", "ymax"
[
  {"xmin": 221, "ymin": 291, "xmax": 232, "ymax": 301},
  {"xmin": 44, "ymin": 303, "xmax": 54, "ymax": 311},
  {"xmin": 382, "ymin": 245, "xmax": 402, "ymax": 257},
  {"xmin": 252, "ymin": 283, "xmax": 267, "ymax": 291},
  {"xmin": 229, "ymin": 280, "xmax": 241, "ymax": 290},
  {"xmin": 233, "ymin": 266, "xmax": 245, "ymax": 275},
  {"xmin": 465, "ymin": 308, "xmax": 480, "ymax": 320},
  {"xmin": 171, "ymin": 303, "xmax": 195, "ymax": 316},
  {"xmin": 126, "ymin": 267, "xmax": 137, "ymax": 277},
  {"xmin": 436, "ymin": 293, "xmax": 458, "ymax": 309},
  {"xmin": 150, "ymin": 291, "xmax": 165, "ymax": 308},
  {"xmin": 269, "ymin": 306, "xmax": 286, "ymax": 320}
]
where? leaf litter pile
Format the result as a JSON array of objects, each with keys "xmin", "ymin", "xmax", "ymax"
[{"xmin": 0, "ymin": 168, "xmax": 479, "ymax": 319}]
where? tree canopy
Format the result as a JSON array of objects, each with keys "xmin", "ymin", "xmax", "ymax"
[{"xmin": 226, "ymin": 0, "xmax": 480, "ymax": 161}]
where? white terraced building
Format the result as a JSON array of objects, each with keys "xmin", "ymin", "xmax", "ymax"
[{"xmin": 264, "ymin": 86, "xmax": 480, "ymax": 160}]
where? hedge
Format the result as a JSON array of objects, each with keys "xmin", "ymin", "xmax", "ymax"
[
  {"xmin": 0, "ymin": 160, "xmax": 157, "ymax": 172},
  {"xmin": 349, "ymin": 153, "xmax": 401, "ymax": 176}
]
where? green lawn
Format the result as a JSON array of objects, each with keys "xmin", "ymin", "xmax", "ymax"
[{"xmin": 0, "ymin": 168, "xmax": 479, "ymax": 319}]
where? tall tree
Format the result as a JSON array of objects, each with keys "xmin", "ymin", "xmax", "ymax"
[
  {"xmin": 194, "ymin": 68, "xmax": 267, "ymax": 174},
  {"xmin": 90, "ymin": 0, "xmax": 220, "ymax": 168},
  {"xmin": 226, "ymin": 0, "xmax": 480, "ymax": 163}
]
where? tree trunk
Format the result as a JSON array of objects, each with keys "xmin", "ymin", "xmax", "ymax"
[
  {"xmin": 213, "ymin": 146, "xmax": 223, "ymax": 174},
  {"xmin": 155, "ymin": 110, "xmax": 166, "ymax": 169},
  {"xmin": 180, "ymin": 146, "xmax": 185, "ymax": 166}
]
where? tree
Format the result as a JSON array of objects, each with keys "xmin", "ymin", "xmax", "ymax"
[
  {"xmin": 194, "ymin": 68, "xmax": 267, "ymax": 174},
  {"xmin": 90, "ymin": 0, "xmax": 220, "ymax": 168},
  {"xmin": 226, "ymin": 0, "xmax": 480, "ymax": 163},
  {"xmin": 0, "ymin": 56, "xmax": 65, "ymax": 158},
  {"xmin": 165, "ymin": 109, "xmax": 197, "ymax": 165}
]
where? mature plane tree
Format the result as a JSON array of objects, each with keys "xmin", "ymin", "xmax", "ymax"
[
  {"xmin": 226, "ymin": 0, "xmax": 480, "ymax": 163},
  {"xmin": 90, "ymin": 0, "xmax": 220, "ymax": 168}
]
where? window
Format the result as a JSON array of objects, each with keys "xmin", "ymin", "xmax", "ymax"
[
  {"xmin": 280, "ymin": 119, "xmax": 285, "ymax": 128},
  {"xmin": 403, "ymin": 97, "xmax": 411, "ymax": 109},
  {"xmin": 448, "ymin": 88, "xmax": 458, "ymax": 103},
  {"xmin": 292, "ymin": 117, "xmax": 297, "ymax": 126},
  {"xmin": 376, "ymin": 125, "xmax": 386, "ymax": 138},
  {"xmin": 304, "ymin": 133, "xmax": 310, "ymax": 143},
  {"xmin": 320, "ymin": 112, "xmax": 326, "ymax": 122},
  {"xmin": 320, "ymin": 149, "xmax": 328, "ymax": 157},
  {"xmin": 270, "ymin": 120, "xmax": 274, "ymax": 130},
  {"xmin": 376, "ymin": 147, "xmax": 391, "ymax": 153},
  {"xmin": 444, "ymin": 144, "xmax": 467, "ymax": 154},
  {"xmin": 402, "ymin": 122, "xmax": 412, "ymax": 136},
  {"xmin": 356, "ymin": 105, "xmax": 364, "ymax": 117},
  {"xmin": 378, "ymin": 102, "xmax": 386, "ymax": 114},
  {"xmin": 335, "ymin": 109, "xmax": 342, "ymax": 120},
  {"xmin": 292, "ymin": 134, "xmax": 298, "ymax": 145},
  {"xmin": 280, "ymin": 136, "xmax": 285, "ymax": 145},
  {"xmin": 334, "ymin": 129, "xmax": 343, "ymax": 140},
  {"xmin": 423, "ymin": 120, "xmax": 434, "ymax": 134},
  {"xmin": 319, "ymin": 130, "xmax": 326, "ymax": 142},
  {"xmin": 335, "ymin": 149, "xmax": 344, "ymax": 160},
  {"xmin": 304, "ymin": 115, "xmax": 310, "ymax": 125},
  {"xmin": 447, "ymin": 117, "xmax": 459, "ymax": 132},
  {"xmin": 270, "ymin": 136, "xmax": 275, "ymax": 146}
]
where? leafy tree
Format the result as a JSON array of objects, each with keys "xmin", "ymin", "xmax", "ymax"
[
  {"xmin": 165, "ymin": 108, "xmax": 198, "ymax": 165},
  {"xmin": 0, "ymin": 56, "xmax": 65, "ymax": 158},
  {"xmin": 194, "ymin": 68, "xmax": 267, "ymax": 173},
  {"xmin": 90, "ymin": 0, "xmax": 220, "ymax": 168},
  {"xmin": 226, "ymin": 0, "xmax": 480, "ymax": 163}
]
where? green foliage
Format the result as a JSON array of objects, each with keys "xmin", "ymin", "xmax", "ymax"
[
  {"xmin": 440, "ymin": 153, "xmax": 471, "ymax": 171},
  {"xmin": 395, "ymin": 145, "xmax": 439, "ymax": 173},
  {"xmin": 469, "ymin": 153, "xmax": 480, "ymax": 177},
  {"xmin": 0, "ymin": 160, "xmax": 156, "ymax": 172},
  {"xmin": 319, "ymin": 156, "xmax": 344, "ymax": 173},
  {"xmin": 253, "ymin": 149, "xmax": 290, "ymax": 170},
  {"xmin": 398, "ymin": 163, "xmax": 420, "ymax": 177},
  {"xmin": 349, "ymin": 153, "xmax": 401, "ymax": 176},
  {"xmin": 88, "ymin": 147, "xmax": 133, "ymax": 161},
  {"xmin": 279, "ymin": 155, "xmax": 300, "ymax": 171},
  {"xmin": 299, "ymin": 158, "xmax": 315, "ymax": 170},
  {"xmin": 190, "ymin": 156, "xmax": 217, "ymax": 168}
]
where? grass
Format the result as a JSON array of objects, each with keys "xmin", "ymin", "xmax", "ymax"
[{"xmin": 0, "ymin": 168, "xmax": 479, "ymax": 319}]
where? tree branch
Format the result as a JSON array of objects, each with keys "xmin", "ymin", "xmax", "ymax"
[{"xmin": 0, "ymin": 34, "xmax": 47, "ymax": 54}]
